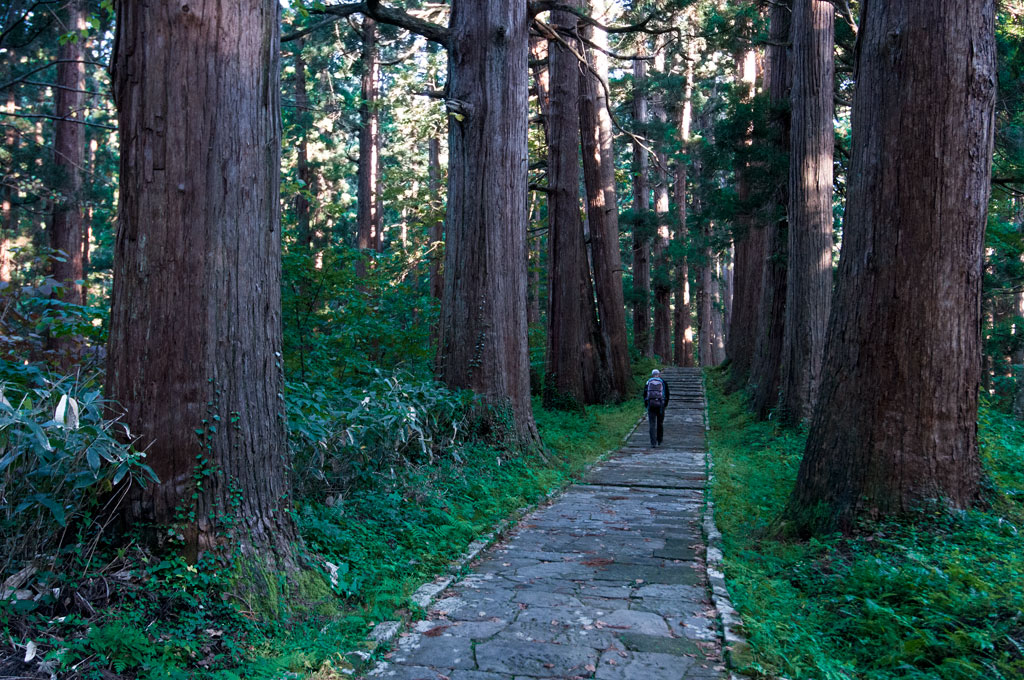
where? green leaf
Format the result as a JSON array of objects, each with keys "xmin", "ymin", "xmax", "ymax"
[{"xmin": 33, "ymin": 494, "xmax": 66, "ymax": 526}]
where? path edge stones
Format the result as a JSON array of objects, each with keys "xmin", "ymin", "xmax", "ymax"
[
  {"xmin": 700, "ymin": 371, "xmax": 753, "ymax": 678},
  {"xmin": 359, "ymin": 408, "xmax": 648, "ymax": 663}
]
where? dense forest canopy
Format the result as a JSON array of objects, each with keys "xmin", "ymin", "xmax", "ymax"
[{"xmin": 1, "ymin": 0, "xmax": 1023, "ymax": 677}]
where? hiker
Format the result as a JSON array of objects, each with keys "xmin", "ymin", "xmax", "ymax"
[{"xmin": 644, "ymin": 369, "xmax": 670, "ymax": 447}]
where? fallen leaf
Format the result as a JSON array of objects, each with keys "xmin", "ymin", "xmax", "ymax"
[
  {"xmin": 584, "ymin": 664, "xmax": 596, "ymax": 672},
  {"xmin": 422, "ymin": 625, "xmax": 450, "ymax": 637}
]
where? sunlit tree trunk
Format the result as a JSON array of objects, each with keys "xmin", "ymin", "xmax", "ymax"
[
  {"xmin": 779, "ymin": 0, "xmax": 834, "ymax": 425},
  {"xmin": 786, "ymin": 0, "xmax": 995, "ymax": 532},
  {"xmin": 748, "ymin": 0, "xmax": 791, "ymax": 419},
  {"xmin": 632, "ymin": 50, "xmax": 652, "ymax": 357},
  {"xmin": 107, "ymin": 0, "xmax": 298, "ymax": 566},
  {"xmin": 712, "ymin": 253, "xmax": 727, "ymax": 365},
  {"xmin": 356, "ymin": 17, "xmax": 381, "ymax": 267},
  {"xmin": 579, "ymin": 0, "xmax": 630, "ymax": 400},
  {"xmin": 439, "ymin": 0, "xmax": 538, "ymax": 442},
  {"xmin": 50, "ymin": 0, "xmax": 86, "ymax": 307}
]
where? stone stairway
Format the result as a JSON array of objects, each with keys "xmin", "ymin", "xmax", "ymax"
[{"xmin": 368, "ymin": 367, "xmax": 726, "ymax": 680}]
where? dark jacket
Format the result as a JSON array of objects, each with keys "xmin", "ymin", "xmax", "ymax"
[{"xmin": 643, "ymin": 376, "xmax": 670, "ymax": 409}]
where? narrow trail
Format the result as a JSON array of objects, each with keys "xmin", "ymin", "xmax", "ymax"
[{"xmin": 369, "ymin": 367, "xmax": 727, "ymax": 680}]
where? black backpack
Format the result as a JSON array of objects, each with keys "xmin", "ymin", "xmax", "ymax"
[{"xmin": 646, "ymin": 378, "xmax": 665, "ymax": 408}]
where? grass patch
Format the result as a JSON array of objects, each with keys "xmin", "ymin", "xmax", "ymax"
[{"xmin": 705, "ymin": 368, "xmax": 1024, "ymax": 680}]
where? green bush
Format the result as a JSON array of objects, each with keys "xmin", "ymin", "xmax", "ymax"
[{"xmin": 0, "ymin": 365, "xmax": 155, "ymax": 581}]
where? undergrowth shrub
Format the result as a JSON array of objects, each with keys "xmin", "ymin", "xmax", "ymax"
[
  {"xmin": 0, "ymin": 365, "xmax": 154, "ymax": 581},
  {"xmin": 286, "ymin": 372, "xmax": 477, "ymax": 497}
]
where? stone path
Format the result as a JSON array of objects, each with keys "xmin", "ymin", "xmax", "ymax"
[{"xmin": 369, "ymin": 368, "xmax": 726, "ymax": 680}]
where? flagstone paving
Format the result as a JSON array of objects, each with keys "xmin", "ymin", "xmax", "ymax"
[{"xmin": 368, "ymin": 368, "xmax": 727, "ymax": 680}]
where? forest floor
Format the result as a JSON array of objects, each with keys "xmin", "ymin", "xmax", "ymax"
[
  {"xmin": 705, "ymin": 369, "xmax": 1024, "ymax": 679},
  {"xmin": 366, "ymin": 367, "xmax": 727, "ymax": 680}
]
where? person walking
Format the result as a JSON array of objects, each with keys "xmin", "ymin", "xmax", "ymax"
[{"xmin": 644, "ymin": 369, "xmax": 670, "ymax": 447}]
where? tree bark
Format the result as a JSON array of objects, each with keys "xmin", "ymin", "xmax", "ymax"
[
  {"xmin": 779, "ymin": 0, "xmax": 834, "ymax": 425},
  {"xmin": 673, "ymin": 158, "xmax": 694, "ymax": 367},
  {"xmin": 50, "ymin": 0, "xmax": 86, "ymax": 307},
  {"xmin": 786, "ymin": 0, "xmax": 996, "ymax": 532},
  {"xmin": 356, "ymin": 17, "xmax": 381, "ymax": 265},
  {"xmin": 712, "ymin": 253, "xmax": 727, "ymax": 365},
  {"xmin": 107, "ymin": 0, "xmax": 298, "ymax": 566},
  {"xmin": 578, "ymin": 0, "xmax": 631, "ymax": 400},
  {"xmin": 747, "ymin": 0, "xmax": 791, "ymax": 419},
  {"xmin": 439, "ymin": 0, "xmax": 538, "ymax": 442},
  {"xmin": 544, "ymin": 1, "xmax": 605, "ymax": 407},
  {"xmin": 651, "ymin": 49, "xmax": 672, "ymax": 361},
  {"xmin": 631, "ymin": 52, "xmax": 652, "ymax": 357}
]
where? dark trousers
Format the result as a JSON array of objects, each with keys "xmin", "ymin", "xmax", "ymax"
[{"xmin": 648, "ymin": 406, "xmax": 665, "ymax": 446}]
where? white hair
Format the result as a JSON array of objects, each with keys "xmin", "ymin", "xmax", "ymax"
[{"xmin": 651, "ymin": 369, "xmax": 660, "ymax": 376}]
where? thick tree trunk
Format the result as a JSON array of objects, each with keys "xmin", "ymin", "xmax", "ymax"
[
  {"xmin": 631, "ymin": 53, "xmax": 652, "ymax": 357},
  {"xmin": 293, "ymin": 37, "xmax": 316, "ymax": 251},
  {"xmin": 579, "ymin": 0, "xmax": 630, "ymax": 400},
  {"xmin": 356, "ymin": 18, "xmax": 381, "ymax": 263},
  {"xmin": 428, "ymin": 136, "xmax": 444, "ymax": 301},
  {"xmin": 527, "ymin": 201, "xmax": 543, "ymax": 327},
  {"xmin": 747, "ymin": 0, "xmax": 791, "ymax": 419},
  {"xmin": 544, "ymin": 2, "xmax": 605, "ymax": 406},
  {"xmin": 786, "ymin": 0, "xmax": 995, "ymax": 533},
  {"xmin": 439, "ymin": 0, "xmax": 538, "ymax": 442},
  {"xmin": 50, "ymin": 0, "xmax": 86, "ymax": 307},
  {"xmin": 107, "ymin": 0, "xmax": 298, "ymax": 566},
  {"xmin": 779, "ymin": 0, "xmax": 834, "ymax": 425}
]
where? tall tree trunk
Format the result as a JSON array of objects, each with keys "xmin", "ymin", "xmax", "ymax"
[
  {"xmin": 651, "ymin": 49, "xmax": 672, "ymax": 361},
  {"xmin": 673, "ymin": 164, "xmax": 694, "ymax": 367},
  {"xmin": 786, "ymin": 0, "xmax": 995, "ymax": 533},
  {"xmin": 712, "ymin": 253, "xmax": 727, "ymax": 365},
  {"xmin": 673, "ymin": 45, "xmax": 696, "ymax": 367},
  {"xmin": 631, "ymin": 52, "xmax": 652, "ymax": 357},
  {"xmin": 725, "ymin": 50, "xmax": 765, "ymax": 392},
  {"xmin": 779, "ymin": 0, "xmax": 834, "ymax": 425},
  {"xmin": 50, "ymin": 0, "xmax": 86, "ymax": 307},
  {"xmin": 527, "ymin": 199, "xmax": 542, "ymax": 326},
  {"xmin": 107, "ymin": 0, "xmax": 298, "ymax": 567},
  {"xmin": 356, "ymin": 17, "xmax": 381, "ymax": 267},
  {"xmin": 544, "ymin": 2, "xmax": 605, "ymax": 406},
  {"xmin": 439, "ymin": 0, "xmax": 538, "ymax": 442},
  {"xmin": 428, "ymin": 136, "xmax": 444, "ymax": 301},
  {"xmin": 747, "ymin": 0, "xmax": 791, "ymax": 419},
  {"xmin": 579, "ymin": 0, "xmax": 630, "ymax": 400},
  {"xmin": 293, "ymin": 36, "xmax": 316, "ymax": 252}
]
